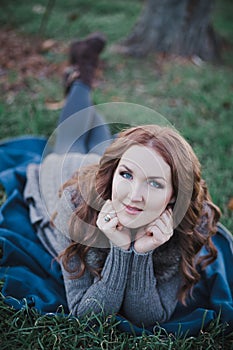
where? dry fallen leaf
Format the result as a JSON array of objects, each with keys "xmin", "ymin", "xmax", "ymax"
[
  {"xmin": 45, "ymin": 99, "xmax": 64, "ymax": 110},
  {"xmin": 40, "ymin": 39, "xmax": 57, "ymax": 53},
  {"xmin": 227, "ymin": 197, "xmax": 233, "ymax": 211}
]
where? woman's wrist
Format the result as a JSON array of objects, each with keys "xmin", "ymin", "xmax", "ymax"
[
  {"xmin": 132, "ymin": 244, "xmax": 154, "ymax": 255},
  {"xmin": 127, "ymin": 248, "xmax": 155, "ymax": 291},
  {"xmin": 110, "ymin": 240, "xmax": 131, "ymax": 252},
  {"xmin": 101, "ymin": 242, "xmax": 132, "ymax": 289}
]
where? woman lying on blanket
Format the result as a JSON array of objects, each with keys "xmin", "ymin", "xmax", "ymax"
[{"xmin": 25, "ymin": 33, "xmax": 222, "ymax": 330}]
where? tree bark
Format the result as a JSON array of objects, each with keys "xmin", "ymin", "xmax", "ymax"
[{"xmin": 120, "ymin": 0, "xmax": 220, "ymax": 61}]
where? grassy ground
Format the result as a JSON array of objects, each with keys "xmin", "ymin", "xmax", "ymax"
[
  {"xmin": 0, "ymin": 296, "xmax": 232, "ymax": 350},
  {"xmin": 0, "ymin": 0, "xmax": 233, "ymax": 348}
]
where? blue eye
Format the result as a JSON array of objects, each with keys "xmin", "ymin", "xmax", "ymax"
[
  {"xmin": 120, "ymin": 171, "xmax": 133, "ymax": 180},
  {"xmin": 148, "ymin": 180, "xmax": 163, "ymax": 189}
]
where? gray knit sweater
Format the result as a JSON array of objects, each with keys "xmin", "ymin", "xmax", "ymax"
[{"xmin": 24, "ymin": 153, "xmax": 181, "ymax": 329}]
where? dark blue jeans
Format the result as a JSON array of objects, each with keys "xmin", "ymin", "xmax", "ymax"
[{"xmin": 54, "ymin": 81, "xmax": 112, "ymax": 155}]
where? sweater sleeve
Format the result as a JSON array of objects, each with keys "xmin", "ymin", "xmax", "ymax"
[
  {"xmin": 121, "ymin": 249, "xmax": 180, "ymax": 328},
  {"xmin": 62, "ymin": 244, "xmax": 132, "ymax": 318},
  {"xmin": 53, "ymin": 188, "xmax": 133, "ymax": 318}
]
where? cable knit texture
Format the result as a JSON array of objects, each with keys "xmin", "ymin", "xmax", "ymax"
[{"xmin": 61, "ymin": 245, "xmax": 131, "ymax": 317}]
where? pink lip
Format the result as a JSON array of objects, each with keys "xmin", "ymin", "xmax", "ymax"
[{"xmin": 124, "ymin": 204, "xmax": 143, "ymax": 215}]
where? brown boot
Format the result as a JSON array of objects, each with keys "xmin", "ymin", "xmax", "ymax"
[{"xmin": 63, "ymin": 32, "xmax": 106, "ymax": 94}]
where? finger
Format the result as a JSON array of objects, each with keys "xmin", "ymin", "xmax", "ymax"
[
  {"xmin": 148, "ymin": 219, "xmax": 172, "ymax": 237},
  {"xmin": 159, "ymin": 210, "xmax": 173, "ymax": 232},
  {"xmin": 148, "ymin": 210, "xmax": 171, "ymax": 228},
  {"xmin": 99, "ymin": 201, "xmax": 117, "ymax": 222},
  {"xmin": 158, "ymin": 219, "xmax": 173, "ymax": 236},
  {"xmin": 146, "ymin": 231, "xmax": 153, "ymax": 237},
  {"xmin": 117, "ymin": 222, "xmax": 123, "ymax": 231},
  {"xmin": 101, "ymin": 200, "xmax": 114, "ymax": 215},
  {"xmin": 117, "ymin": 222, "xmax": 127, "ymax": 231},
  {"xmin": 147, "ymin": 223, "xmax": 160, "ymax": 236},
  {"xmin": 97, "ymin": 215, "xmax": 118, "ymax": 232},
  {"xmin": 105, "ymin": 217, "xmax": 118, "ymax": 229},
  {"xmin": 159, "ymin": 208, "xmax": 173, "ymax": 225}
]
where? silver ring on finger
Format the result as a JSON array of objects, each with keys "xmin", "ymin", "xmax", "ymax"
[{"xmin": 104, "ymin": 214, "xmax": 112, "ymax": 222}]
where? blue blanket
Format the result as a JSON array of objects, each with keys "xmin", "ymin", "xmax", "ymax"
[{"xmin": 0, "ymin": 136, "xmax": 232, "ymax": 337}]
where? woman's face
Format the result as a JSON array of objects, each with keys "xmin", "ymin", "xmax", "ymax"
[{"xmin": 111, "ymin": 145, "xmax": 173, "ymax": 229}]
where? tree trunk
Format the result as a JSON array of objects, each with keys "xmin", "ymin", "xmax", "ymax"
[{"xmin": 120, "ymin": 0, "xmax": 221, "ymax": 61}]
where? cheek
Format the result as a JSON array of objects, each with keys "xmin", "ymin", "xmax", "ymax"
[
  {"xmin": 112, "ymin": 176, "xmax": 130, "ymax": 201},
  {"xmin": 148, "ymin": 189, "xmax": 172, "ymax": 210}
]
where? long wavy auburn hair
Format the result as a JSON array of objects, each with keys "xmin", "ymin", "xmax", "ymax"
[{"xmin": 59, "ymin": 124, "xmax": 221, "ymax": 303}]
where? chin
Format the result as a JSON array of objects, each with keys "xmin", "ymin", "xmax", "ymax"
[
  {"xmin": 123, "ymin": 222, "xmax": 140, "ymax": 229},
  {"xmin": 117, "ymin": 214, "xmax": 147, "ymax": 230}
]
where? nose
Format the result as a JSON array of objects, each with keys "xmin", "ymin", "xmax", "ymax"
[{"xmin": 129, "ymin": 182, "xmax": 144, "ymax": 202}]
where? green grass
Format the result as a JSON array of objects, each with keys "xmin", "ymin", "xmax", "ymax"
[
  {"xmin": 0, "ymin": 0, "xmax": 233, "ymax": 348},
  {"xmin": 0, "ymin": 0, "xmax": 140, "ymax": 42},
  {"xmin": 0, "ymin": 290, "xmax": 232, "ymax": 350}
]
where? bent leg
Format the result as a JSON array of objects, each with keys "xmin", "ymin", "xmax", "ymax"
[
  {"xmin": 54, "ymin": 81, "xmax": 111, "ymax": 155},
  {"xmin": 58, "ymin": 81, "xmax": 92, "ymax": 125}
]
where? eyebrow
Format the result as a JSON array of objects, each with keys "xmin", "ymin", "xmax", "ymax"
[
  {"xmin": 120, "ymin": 164, "xmax": 167, "ymax": 182},
  {"xmin": 120, "ymin": 164, "xmax": 133, "ymax": 173}
]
